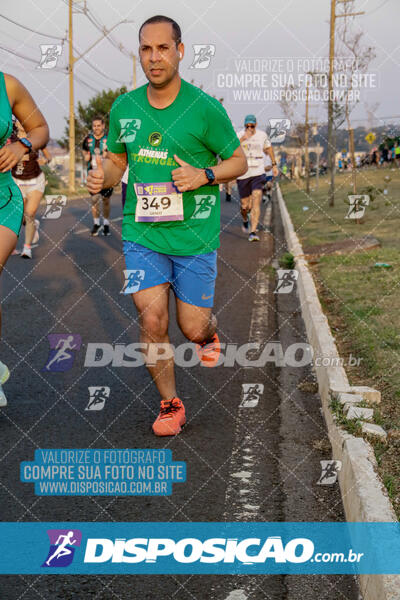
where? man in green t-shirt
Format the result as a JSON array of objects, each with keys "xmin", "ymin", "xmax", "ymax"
[{"xmin": 87, "ymin": 15, "xmax": 247, "ymax": 437}]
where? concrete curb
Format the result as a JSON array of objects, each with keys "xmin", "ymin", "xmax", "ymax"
[{"xmin": 276, "ymin": 184, "xmax": 399, "ymax": 600}]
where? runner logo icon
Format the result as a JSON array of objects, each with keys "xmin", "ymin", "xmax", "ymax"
[
  {"xmin": 86, "ymin": 386, "xmax": 110, "ymax": 411},
  {"xmin": 274, "ymin": 270, "xmax": 298, "ymax": 294},
  {"xmin": 190, "ymin": 44, "xmax": 216, "ymax": 69},
  {"xmin": 268, "ymin": 119, "xmax": 291, "ymax": 144},
  {"xmin": 317, "ymin": 460, "xmax": 342, "ymax": 485},
  {"xmin": 37, "ymin": 45, "xmax": 63, "ymax": 69},
  {"xmin": 117, "ymin": 119, "xmax": 142, "ymax": 143},
  {"xmin": 345, "ymin": 195, "xmax": 369, "ymax": 220},
  {"xmin": 191, "ymin": 195, "xmax": 216, "ymax": 219},
  {"xmin": 42, "ymin": 195, "xmax": 67, "ymax": 220},
  {"xmin": 121, "ymin": 270, "xmax": 145, "ymax": 294},
  {"xmin": 42, "ymin": 529, "xmax": 82, "ymax": 567},
  {"xmin": 42, "ymin": 334, "xmax": 82, "ymax": 372},
  {"xmin": 240, "ymin": 383, "xmax": 264, "ymax": 407}
]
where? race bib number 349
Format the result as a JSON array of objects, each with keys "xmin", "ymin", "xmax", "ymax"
[{"xmin": 134, "ymin": 182, "xmax": 184, "ymax": 222}]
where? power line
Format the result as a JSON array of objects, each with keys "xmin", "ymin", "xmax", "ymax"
[
  {"xmin": 75, "ymin": 65, "xmax": 121, "ymax": 91},
  {"xmin": 75, "ymin": 73, "xmax": 101, "ymax": 93},
  {"xmin": 0, "ymin": 43, "xmax": 66, "ymax": 69},
  {"xmin": 0, "ymin": 43, "xmax": 105, "ymax": 94},
  {"xmin": 75, "ymin": 51, "xmax": 128, "ymax": 84},
  {"xmin": 0, "ymin": 13, "xmax": 129, "ymax": 85},
  {"xmin": 0, "ymin": 14, "xmax": 65, "ymax": 40},
  {"xmin": 0, "ymin": 28, "xmax": 40, "ymax": 52},
  {"xmin": 367, "ymin": 0, "xmax": 389, "ymax": 16},
  {"xmin": 82, "ymin": 4, "xmax": 133, "ymax": 59}
]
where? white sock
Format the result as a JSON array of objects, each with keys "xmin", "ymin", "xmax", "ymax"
[
  {"xmin": 103, "ymin": 219, "xmax": 110, "ymax": 225},
  {"xmin": 94, "ymin": 218, "xmax": 100, "ymax": 225}
]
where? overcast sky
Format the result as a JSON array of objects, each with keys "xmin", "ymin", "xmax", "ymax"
[{"xmin": 0, "ymin": 0, "xmax": 397, "ymax": 139}]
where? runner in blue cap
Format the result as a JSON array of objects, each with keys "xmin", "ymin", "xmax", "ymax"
[{"xmin": 237, "ymin": 114, "xmax": 278, "ymax": 241}]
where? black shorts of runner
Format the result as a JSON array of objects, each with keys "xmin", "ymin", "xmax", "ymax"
[
  {"xmin": 121, "ymin": 182, "xmax": 127, "ymax": 208},
  {"xmin": 237, "ymin": 174, "xmax": 265, "ymax": 199},
  {"xmin": 89, "ymin": 188, "xmax": 114, "ymax": 198},
  {"xmin": 100, "ymin": 187, "xmax": 113, "ymax": 199}
]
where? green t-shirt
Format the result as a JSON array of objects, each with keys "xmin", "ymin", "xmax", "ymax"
[{"xmin": 107, "ymin": 79, "xmax": 240, "ymax": 255}]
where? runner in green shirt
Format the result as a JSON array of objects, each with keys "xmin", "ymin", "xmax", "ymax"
[{"xmin": 87, "ymin": 15, "xmax": 247, "ymax": 436}]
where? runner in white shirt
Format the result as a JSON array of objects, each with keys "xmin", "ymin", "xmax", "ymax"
[{"xmin": 237, "ymin": 114, "xmax": 278, "ymax": 241}]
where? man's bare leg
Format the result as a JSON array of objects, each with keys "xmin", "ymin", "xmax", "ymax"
[
  {"xmin": 23, "ymin": 190, "xmax": 42, "ymax": 247},
  {"xmin": 250, "ymin": 189, "xmax": 262, "ymax": 233},
  {"xmin": 102, "ymin": 196, "xmax": 111, "ymax": 220},
  {"xmin": 91, "ymin": 193, "xmax": 101, "ymax": 220},
  {"xmin": 131, "ymin": 282, "xmax": 176, "ymax": 400},
  {"xmin": 240, "ymin": 195, "xmax": 252, "ymax": 230},
  {"xmin": 176, "ymin": 299, "xmax": 217, "ymax": 344}
]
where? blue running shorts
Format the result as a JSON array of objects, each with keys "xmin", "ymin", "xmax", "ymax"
[{"xmin": 122, "ymin": 241, "xmax": 217, "ymax": 308}]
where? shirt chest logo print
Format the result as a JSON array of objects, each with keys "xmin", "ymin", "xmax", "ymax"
[
  {"xmin": 148, "ymin": 131, "xmax": 163, "ymax": 147},
  {"xmin": 117, "ymin": 119, "xmax": 142, "ymax": 143}
]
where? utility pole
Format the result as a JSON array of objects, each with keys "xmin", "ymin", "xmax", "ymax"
[
  {"xmin": 327, "ymin": 0, "xmax": 365, "ymax": 206},
  {"xmin": 304, "ymin": 78, "xmax": 310, "ymax": 194},
  {"xmin": 68, "ymin": 0, "xmax": 75, "ymax": 192},
  {"xmin": 67, "ymin": 2, "xmax": 133, "ymax": 191}
]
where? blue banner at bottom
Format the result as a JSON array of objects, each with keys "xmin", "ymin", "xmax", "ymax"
[{"xmin": 1, "ymin": 522, "xmax": 399, "ymax": 574}]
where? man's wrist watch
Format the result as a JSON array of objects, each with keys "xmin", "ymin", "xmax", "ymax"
[
  {"xmin": 18, "ymin": 137, "xmax": 33, "ymax": 153},
  {"xmin": 204, "ymin": 167, "xmax": 216, "ymax": 185}
]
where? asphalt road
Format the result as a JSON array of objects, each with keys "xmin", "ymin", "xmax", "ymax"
[{"xmin": 0, "ymin": 189, "xmax": 361, "ymax": 599}]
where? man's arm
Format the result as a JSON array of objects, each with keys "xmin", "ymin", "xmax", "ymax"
[
  {"xmin": 82, "ymin": 137, "xmax": 91, "ymax": 167},
  {"xmin": 87, "ymin": 151, "xmax": 127, "ymax": 194},
  {"xmin": 171, "ymin": 146, "xmax": 247, "ymax": 192},
  {"xmin": 209, "ymin": 146, "xmax": 247, "ymax": 184},
  {"xmin": 239, "ymin": 129, "xmax": 253, "ymax": 143},
  {"xmin": 263, "ymin": 146, "xmax": 279, "ymax": 177},
  {"xmin": 38, "ymin": 146, "xmax": 51, "ymax": 166}
]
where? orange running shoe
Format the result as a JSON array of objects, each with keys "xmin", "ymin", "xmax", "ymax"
[
  {"xmin": 152, "ymin": 398, "xmax": 186, "ymax": 436},
  {"xmin": 196, "ymin": 332, "xmax": 221, "ymax": 367}
]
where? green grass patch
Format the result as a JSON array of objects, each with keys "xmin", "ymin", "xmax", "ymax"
[
  {"xmin": 283, "ymin": 166, "xmax": 400, "ymax": 517},
  {"xmin": 279, "ymin": 252, "xmax": 295, "ymax": 269}
]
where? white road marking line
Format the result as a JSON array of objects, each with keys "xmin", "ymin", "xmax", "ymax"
[
  {"xmin": 224, "ymin": 205, "xmax": 272, "ymax": 518},
  {"xmin": 224, "ymin": 591, "xmax": 248, "ymax": 600},
  {"xmin": 212, "ymin": 205, "xmax": 273, "ymax": 599}
]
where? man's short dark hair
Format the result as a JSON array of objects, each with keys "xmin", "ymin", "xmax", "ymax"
[
  {"xmin": 139, "ymin": 15, "xmax": 181, "ymax": 47},
  {"xmin": 92, "ymin": 115, "xmax": 105, "ymax": 124}
]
